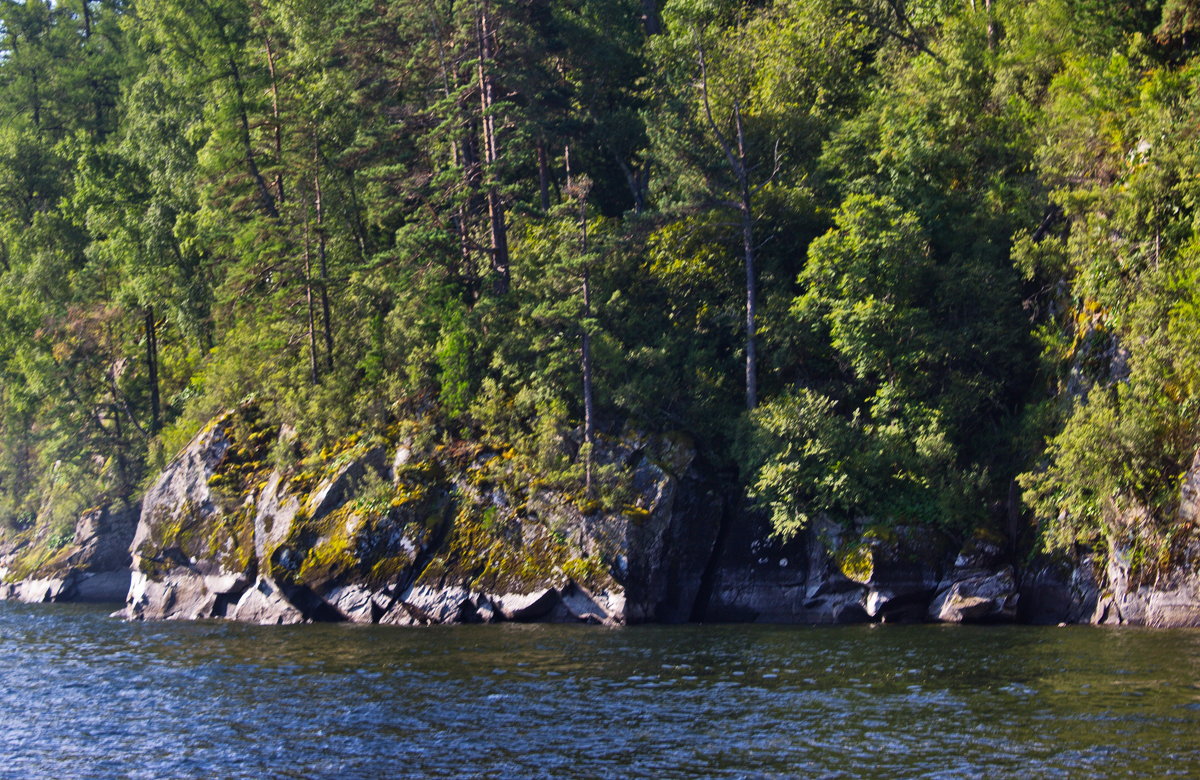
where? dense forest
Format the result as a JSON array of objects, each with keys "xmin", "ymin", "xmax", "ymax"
[{"xmin": 1, "ymin": 0, "xmax": 1198, "ymax": 575}]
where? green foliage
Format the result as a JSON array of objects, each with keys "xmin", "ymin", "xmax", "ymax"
[
  {"xmin": 0, "ymin": 0, "xmax": 1198, "ymax": 579},
  {"xmin": 435, "ymin": 306, "xmax": 475, "ymax": 419}
]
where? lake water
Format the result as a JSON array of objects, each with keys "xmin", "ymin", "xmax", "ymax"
[{"xmin": 1, "ymin": 602, "xmax": 1199, "ymax": 778}]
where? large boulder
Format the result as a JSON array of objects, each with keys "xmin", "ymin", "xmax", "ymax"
[
  {"xmin": 124, "ymin": 408, "xmax": 723, "ymax": 626},
  {"xmin": 230, "ymin": 578, "xmax": 305, "ymax": 625},
  {"xmin": 124, "ymin": 406, "xmax": 267, "ymax": 620}
]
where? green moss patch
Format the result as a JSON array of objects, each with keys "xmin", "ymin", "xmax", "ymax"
[{"xmin": 837, "ymin": 542, "xmax": 874, "ymax": 584}]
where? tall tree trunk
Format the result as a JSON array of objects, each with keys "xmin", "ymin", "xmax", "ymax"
[
  {"xmin": 615, "ymin": 153, "xmax": 646, "ymax": 215},
  {"xmin": 31, "ymin": 65, "xmax": 41, "ymax": 130},
  {"xmin": 302, "ymin": 206, "xmax": 320, "ymax": 385},
  {"xmin": 455, "ymin": 113, "xmax": 481, "ymax": 301},
  {"xmin": 568, "ymin": 147, "xmax": 595, "ymax": 492},
  {"xmin": 428, "ymin": 10, "xmax": 480, "ymax": 301},
  {"xmin": 537, "ymin": 140, "xmax": 551, "ymax": 212},
  {"xmin": 476, "ymin": 2, "xmax": 510, "ymax": 295},
  {"xmin": 641, "ymin": 0, "xmax": 662, "ymax": 35},
  {"xmin": 734, "ymin": 103, "xmax": 757, "ymax": 411},
  {"xmin": 582, "ymin": 267, "xmax": 595, "ymax": 492},
  {"xmin": 111, "ymin": 404, "xmax": 127, "ymax": 493},
  {"xmin": 697, "ymin": 40, "xmax": 758, "ymax": 410},
  {"xmin": 345, "ymin": 170, "xmax": 370, "ymax": 262},
  {"xmin": 451, "ymin": 98, "xmax": 483, "ymax": 301},
  {"xmin": 312, "ymin": 152, "xmax": 334, "ymax": 372},
  {"xmin": 228, "ymin": 56, "xmax": 278, "ymax": 219},
  {"xmin": 145, "ymin": 308, "xmax": 161, "ymax": 434},
  {"xmin": 264, "ymin": 34, "xmax": 285, "ymax": 205}
]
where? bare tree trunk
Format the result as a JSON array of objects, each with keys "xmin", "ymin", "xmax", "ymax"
[
  {"xmin": 567, "ymin": 146, "xmax": 596, "ymax": 493},
  {"xmin": 31, "ymin": 64, "xmax": 42, "ymax": 130},
  {"xmin": 476, "ymin": 2, "xmax": 510, "ymax": 295},
  {"xmin": 428, "ymin": 10, "xmax": 480, "ymax": 301},
  {"xmin": 580, "ymin": 206, "xmax": 596, "ymax": 492},
  {"xmin": 345, "ymin": 171, "xmax": 370, "ymax": 262},
  {"xmin": 112, "ymin": 403, "xmax": 127, "ymax": 493},
  {"xmin": 582, "ymin": 269, "xmax": 595, "ymax": 492},
  {"xmin": 537, "ymin": 140, "xmax": 551, "ymax": 212},
  {"xmin": 984, "ymin": 0, "xmax": 995, "ymax": 49},
  {"xmin": 696, "ymin": 40, "xmax": 758, "ymax": 410},
  {"xmin": 614, "ymin": 153, "xmax": 646, "ymax": 215},
  {"xmin": 458, "ymin": 117, "xmax": 484, "ymax": 300},
  {"xmin": 641, "ymin": 0, "xmax": 662, "ymax": 35}
]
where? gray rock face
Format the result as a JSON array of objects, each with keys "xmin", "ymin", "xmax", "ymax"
[
  {"xmin": 123, "ymin": 409, "xmax": 723, "ymax": 627},
  {"xmin": 0, "ymin": 503, "xmax": 138, "ymax": 605},
  {"xmin": 859, "ymin": 529, "xmax": 943, "ymax": 622},
  {"xmin": 105, "ymin": 418, "xmax": 1200, "ymax": 629},
  {"xmin": 231, "ymin": 578, "xmax": 305, "ymax": 625},
  {"xmin": 3, "ymin": 577, "xmax": 71, "ymax": 603},
  {"xmin": 72, "ymin": 571, "xmax": 133, "ymax": 602},
  {"xmin": 929, "ymin": 537, "xmax": 1019, "ymax": 623},
  {"xmin": 699, "ymin": 509, "xmax": 814, "ymax": 622},
  {"xmin": 67, "ymin": 505, "xmax": 138, "ymax": 573},
  {"xmin": 703, "ymin": 516, "xmax": 945, "ymax": 624},
  {"xmin": 124, "ymin": 409, "xmax": 262, "ymax": 621},
  {"xmin": 1090, "ymin": 546, "xmax": 1200, "ymax": 627},
  {"xmin": 1019, "ymin": 553, "xmax": 1103, "ymax": 625},
  {"xmin": 126, "ymin": 568, "xmax": 251, "ymax": 621},
  {"xmin": 930, "ymin": 567, "xmax": 1019, "ymax": 622},
  {"xmin": 1018, "ymin": 449, "xmax": 1200, "ymax": 628},
  {"xmin": 1019, "ymin": 546, "xmax": 1200, "ymax": 628}
]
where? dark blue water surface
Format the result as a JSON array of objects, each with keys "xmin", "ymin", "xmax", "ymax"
[{"xmin": 2, "ymin": 602, "xmax": 1199, "ymax": 778}]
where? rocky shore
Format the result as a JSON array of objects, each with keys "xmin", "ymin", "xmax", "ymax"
[{"xmin": 4, "ymin": 407, "xmax": 1199, "ymax": 628}]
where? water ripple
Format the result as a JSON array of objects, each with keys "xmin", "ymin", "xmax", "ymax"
[{"xmin": 0, "ymin": 603, "xmax": 1199, "ymax": 778}]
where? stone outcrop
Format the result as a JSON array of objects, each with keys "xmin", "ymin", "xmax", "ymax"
[
  {"xmin": 702, "ymin": 515, "xmax": 947, "ymax": 624},
  {"xmin": 122, "ymin": 406, "xmax": 724, "ymax": 626},
  {"xmin": 928, "ymin": 534, "xmax": 1019, "ymax": 623},
  {"xmin": 1019, "ymin": 553, "xmax": 1103, "ymax": 625},
  {"xmin": 1021, "ymin": 544, "xmax": 1200, "ymax": 628},
  {"xmin": 230, "ymin": 578, "xmax": 305, "ymax": 625},
  {"xmin": 0, "ymin": 503, "xmax": 138, "ymax": 604},
  {"xmin": 123, "ymin": 406, "xmax": 263, "ymax": 621},
  {"xmin": 9, "ymin": 405, "xmax": 1197, "ymax": 630},
  {"xmin": 1019, "ymin": 450, "xmax": 1200, "ymax": 628}
]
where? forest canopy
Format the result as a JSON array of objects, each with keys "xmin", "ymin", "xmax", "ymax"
[{"xmin": 1, "ymin": 0, "xmax": 1198, "ymax": 571}]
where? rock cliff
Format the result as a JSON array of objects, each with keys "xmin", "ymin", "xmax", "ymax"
[
  {"xmin": 121, "ymin": 405, "xmax": 723, "ymax": 625},
  {"xmin": 702, "ymin": 514, "xmax": 1018, "ymax": 624},
  {"xmin": 5, "ymin": 407, "xmax": 1200, "ymax": 628},
  {"xmin": 0, "ymin": 503, "xmax": 138, "ymax": 603},
  {"xmin": 1020, "ymin": 449, "xmax": 1200, "ymax": 628}
]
